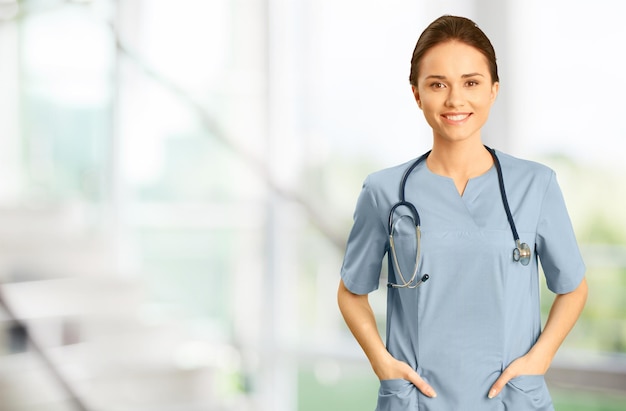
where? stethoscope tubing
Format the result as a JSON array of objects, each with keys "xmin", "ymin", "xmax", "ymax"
[
  {"xmin": 486, "ymin": 146, "xmax": 520, "ymax": 243},
  {"xmin": 388, "ymin": 145, "xmax": 531, "ymax": 288}
]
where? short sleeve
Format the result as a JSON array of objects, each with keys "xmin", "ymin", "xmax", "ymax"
[
  {"xmin": 535, "ymin": 171, "xmax": 586, "ymax": 294},
  {"xmin": 340, "ymin": 177, "xmax": 388, "ymax": 295}
]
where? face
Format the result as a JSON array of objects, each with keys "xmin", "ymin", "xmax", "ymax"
[{"xmin": 412, "ymin": 41, "xmax": 499, "ymax": 145}]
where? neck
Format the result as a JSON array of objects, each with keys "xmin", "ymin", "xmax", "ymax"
[{"xmin": 427, "ymin": 140, "xmax": 493, "ymax": 180}]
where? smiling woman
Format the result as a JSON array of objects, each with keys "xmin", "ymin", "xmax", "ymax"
[
  {"xmin": 337, "ymin": 15, "xmax": 588, "ymax": 411},
  {"xmin": 412, "ymin": 41, "xmax": 499, "ymax": 190}
]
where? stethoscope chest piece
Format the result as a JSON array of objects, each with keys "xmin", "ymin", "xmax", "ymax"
[{"xmin": 513, "ymin": 240, "xmax": 531, "ymax": 266}]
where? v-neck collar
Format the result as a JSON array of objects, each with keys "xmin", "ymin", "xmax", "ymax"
[{"xmin": 423, "ymin": 164, "xmax": 496, "ymax": 199}]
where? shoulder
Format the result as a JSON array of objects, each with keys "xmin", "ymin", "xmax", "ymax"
[
  {"xmin": 493, "ymin": 149, "xmax": 555, "ymax": 186},
  {"xmin": 355, "ymin": 158, "xmax": 422, "ymax": 209},
  {"xmin": 363, "ymin": 158, "xmax": 417, "ymax": 191}
]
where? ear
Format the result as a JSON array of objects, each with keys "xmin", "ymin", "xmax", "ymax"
[
  {"xmin": 490, "ymin": 81, "xmax": 500, "ymax": 103},
  {"xmin": 411, "ymin": 85, "xmax": 422, "ymax": 110}
]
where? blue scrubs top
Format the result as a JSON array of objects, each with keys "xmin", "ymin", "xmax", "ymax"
[{"xmin": 340, "ymin": 150, "xmax": 585, "ymax": 411}]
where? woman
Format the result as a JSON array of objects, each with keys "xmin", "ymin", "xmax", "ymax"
[{"xmin": 337, "ymin": 15, "xmax": 587, "ymax": 411}]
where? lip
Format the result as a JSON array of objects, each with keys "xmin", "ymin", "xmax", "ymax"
[{"xmin": 441, "ymin": 112, "xmax": 472, "ymax": 124}]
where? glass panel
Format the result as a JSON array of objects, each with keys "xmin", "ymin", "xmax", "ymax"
[{"xmin": 20, "ymin": 5, "xmax": 113, "ymax": 204}]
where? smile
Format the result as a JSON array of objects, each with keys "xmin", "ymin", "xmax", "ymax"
[{"xmin": 443, "ymin": 113, "xmax": 471, "ymax": 122}]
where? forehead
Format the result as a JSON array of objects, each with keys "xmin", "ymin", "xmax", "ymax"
[{"xmin": 418, "ymin": 41, "xmax": 490, "ymax": 80}]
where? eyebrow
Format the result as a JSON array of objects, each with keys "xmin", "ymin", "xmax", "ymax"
[{"xmin": 424, "ymin": 73, "xmax": 485, "ymax": 80}]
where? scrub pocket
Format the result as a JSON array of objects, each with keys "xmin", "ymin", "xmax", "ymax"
[
  {"xmin": 376, "ymin": 379, "xmax": 418, "ymax": 411},
  {"xmin": 501, "ymin": 375, "xmax": 553, "ymax": 411}
]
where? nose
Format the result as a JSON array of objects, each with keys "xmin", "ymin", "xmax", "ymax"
[{"xmin": 445, "ymin": 86, "xmax": 465, "ymax": 108}]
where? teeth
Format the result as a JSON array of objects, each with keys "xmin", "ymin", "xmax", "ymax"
[{"xmin": 445, "ymin": 114, "xmax": 468, "ymax": 121}]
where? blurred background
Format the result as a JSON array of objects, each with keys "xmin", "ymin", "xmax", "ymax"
[{"xmin": 0, "ymin": 0, "xmax": 624, "ymax": 410}]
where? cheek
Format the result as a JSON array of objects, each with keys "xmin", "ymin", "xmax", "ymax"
[
  {"xmin": 419, "ymin": 102, "xmax": 436, "ymax": 118},
  {"xmin": 420, "ymin": 105, "xmax": 441, "ymax": 128},
  {"xmin": 472, "ymin": 95, "xmax": 495, "ymax": 112},
  {"xmin": 418, "ymin": 95, "xmax": 443, "ymax": 113}
]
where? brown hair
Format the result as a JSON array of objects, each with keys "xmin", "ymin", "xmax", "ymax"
[{"xmin": 409, "ymin": 15, "xmax": 499, "ymax": 86}]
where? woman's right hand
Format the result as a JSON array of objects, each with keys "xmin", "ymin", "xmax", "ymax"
[
  {"xmin": 337, "ymin": 281, "xmax": 437, "ymax": 398},
  {"xmin": 374, "ymin": 355, "xmax": 438, "ymax": 398}
]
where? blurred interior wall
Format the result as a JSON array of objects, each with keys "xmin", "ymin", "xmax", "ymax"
[{"xmin": 0, "ymin": 1, "xmax": 625, "ymax": 411}]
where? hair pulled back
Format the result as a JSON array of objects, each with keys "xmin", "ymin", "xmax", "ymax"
[{"xmin": 409, "ymin": 15, "xmax": 499, "ymax": 86}]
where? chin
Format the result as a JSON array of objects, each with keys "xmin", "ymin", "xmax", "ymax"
[{"xmin": 436, "ymin": 134, "xmax": 478, "ymax": 144}]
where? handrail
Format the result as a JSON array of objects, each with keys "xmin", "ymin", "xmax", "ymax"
[{"xmin": 0, "ymin": 288, "xmax": 90, "ymax": 411}]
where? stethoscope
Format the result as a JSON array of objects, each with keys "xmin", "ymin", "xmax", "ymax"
[{"xmin": 387, "ymin": 145, "xmax": 531, "ymax": 289}]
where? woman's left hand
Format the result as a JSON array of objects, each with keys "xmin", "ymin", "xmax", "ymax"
[
  {"xmin": 487, "ymin": 352, "xmax": 550, "ymax": 399},
  {"xmin": 488, "ymin": 278, "xmax": 588, "ymax": 399}
]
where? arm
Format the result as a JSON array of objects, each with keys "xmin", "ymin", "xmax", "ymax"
[
  {"xmin": 337, "ymin": 279, "xmax": 437, "ymax": 398},
  {"xmin": 488, "ymin": 277, "xmax": 588, "ymax": 398}
]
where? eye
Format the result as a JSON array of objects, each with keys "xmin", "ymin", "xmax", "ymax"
[
  {"xmin": 466, "ymin": 80, "xmax": 479, "ymax": 87},
  {"xmin": 430, "ymin": 82, "xmax": 446, "ymax": 90}
]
